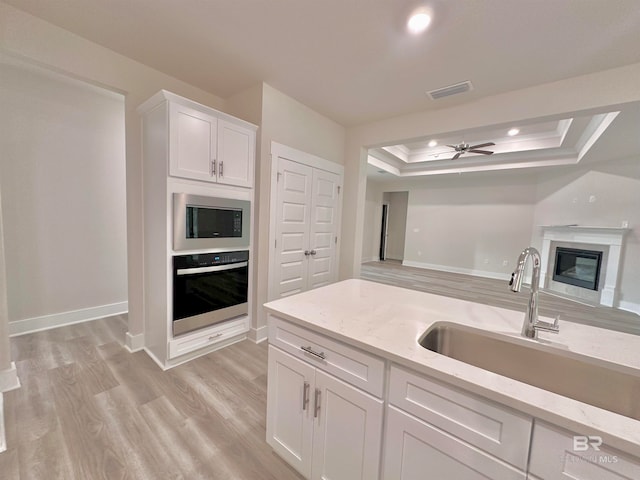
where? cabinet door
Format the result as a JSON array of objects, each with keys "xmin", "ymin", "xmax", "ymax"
[
  {"xmin": 383, "ymin": 406, "xmax": 526, "ymax": 480},
  {"xmin": 169, "ymin": 104, "xmax": 217, "ymax": 182},
  {"xmin": 308, "ymin": 169, "xmax": 340, "ymax": 290},
  {"xmin": 528, "ymin": 422, "xmax": 640, "ymax": 480},
  {"xmin": 311, "ymin": 370, "xmax": 383, "ymax": 480},
  {"xmin": 266, "ymin": 346, "xmax": 315, "ymax": 479},
  {"xmin": 216, "ymin": 119, "xmax": 254, "ymax": 188},
  {"xmin": 273, "ymin": 159, "xmax": 313, "ymax": 297}
]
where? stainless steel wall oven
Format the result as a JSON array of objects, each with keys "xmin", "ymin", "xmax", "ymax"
[{"xmin": 172, "ymin": 250, "xmax": 249, "ymax": 336}]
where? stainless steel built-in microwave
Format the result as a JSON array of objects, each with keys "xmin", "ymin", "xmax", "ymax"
[{"xmin": 173, "ymin": 193, "xmax": 250, "ymax": 251}]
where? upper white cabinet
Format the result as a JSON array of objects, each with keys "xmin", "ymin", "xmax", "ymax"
[
  {"xmin": 216, "ymin": 118, "xmax": 255, "ymax": 188},
  {"xmin": 145, "ymin": 90, "xmax": 256, "ymax": 188}
]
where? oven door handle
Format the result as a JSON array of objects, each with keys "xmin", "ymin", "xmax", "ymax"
[{"xmin": 176, "ymin": 261, "xmax": 248, "ymax": 276}]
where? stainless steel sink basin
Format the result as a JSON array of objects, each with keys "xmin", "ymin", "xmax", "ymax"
[{"xmin": 419, "ymin": 323, "xmax": 640, "ymax": 421}]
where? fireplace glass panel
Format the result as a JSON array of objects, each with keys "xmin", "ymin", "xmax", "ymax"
[{"xmin": 553, "ymin": 247, "xmax": 602, "ymax": 291}]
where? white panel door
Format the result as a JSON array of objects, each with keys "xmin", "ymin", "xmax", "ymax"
[
  {"xmin": 311, "ymin": 370, "xmax": 384, "ymax": 480},
  {"xmin": 216, "ymin": 118, "xmax": 254, "ymax": 188},
  {"xmin": 308, "ymin": 169, "xmax": 340, "ymax": 290},
  {"xmin": 169, "ymin": 103, "xmax": 217, "ymax": 182},
  {"xmin": 266, "ymin": 346, "xmax": 315, "ymax": 479},
  {"xmin": 274, "ymin": 159, "xmax": 313, "ymax": 298}
]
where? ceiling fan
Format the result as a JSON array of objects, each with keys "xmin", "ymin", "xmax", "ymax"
[{"xmin": 446, "ymin": 142, "xmax": 495, "ymax": 160}]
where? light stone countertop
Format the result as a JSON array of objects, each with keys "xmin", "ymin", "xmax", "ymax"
[{"xmin": 264, "ymin": 278, "xmax": 640, "ymax": 457}]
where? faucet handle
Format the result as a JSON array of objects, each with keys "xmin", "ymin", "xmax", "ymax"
[{"xmin": 535, "ymin": 316, "xmax": 560, "ymax": 334}]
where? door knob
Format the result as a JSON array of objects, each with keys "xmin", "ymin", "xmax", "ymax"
[
  {"xmin": 310, "ymin": 250, "xmax": 317, "ymax": 256},
  {"xmin": 304, "ymin": 250, "xmax": 311, "ymax": 256}
]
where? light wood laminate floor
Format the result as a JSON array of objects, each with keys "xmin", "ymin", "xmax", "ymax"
[
  {"xmin": 361, "ymin": 260, "xmax": 640, "ymax": 335},
  {"xmin": 0, "ymin": 315, "xmax": 304, "ymax": 480}
]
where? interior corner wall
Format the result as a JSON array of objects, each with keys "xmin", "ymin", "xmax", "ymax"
[
  {"xmin": 0, "ymin": 2, "xmax": 226, "ymax": 339},
  {"xmin": 254, "ymin": 84, "xmax": 346, "ymax": 333},
  {"xmin": 532, "ymin": 158, "xmax": 640, "ymax": 311}
]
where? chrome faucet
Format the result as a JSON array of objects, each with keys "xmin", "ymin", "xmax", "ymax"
[{"xmin": 509, "ymin": 247, "xmax": 559, "ymax": 339}]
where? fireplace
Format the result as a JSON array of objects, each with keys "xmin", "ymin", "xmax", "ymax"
[{"xmin": 552, "ymin": 247, "xmax": 602, "ymax": 291}]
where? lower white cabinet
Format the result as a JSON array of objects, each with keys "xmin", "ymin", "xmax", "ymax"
[
  {"xmin": 383, "ymin": 406, "xmax": 526, "ymax": 480},
  {"xmin": 528, "ymin": 421, "xmax": 640, "ymax": 480},
  {"xmin": 266, "ymin": 345, "xmax": 384, "ymax": 480}
]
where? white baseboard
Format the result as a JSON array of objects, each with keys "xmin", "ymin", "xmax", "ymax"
[
  {"xmin": 124, "ymin": 331, "xmax": 145, "ymax": 352},
  {"xmin": 8, "ymin": 301, "xmax": 128, "ymax": 337},
  {"xmin": 361, "ymin": 257, "xmax": 379, "ymax": 264},
  {"xmin": 0, "ymin": 362, "xmax": 20, "ymax": 393},
  {"xmin": 402, "ymin": 260, "xmax": 510, "ymax": 281},
  {"xmin": 618, "ymin": 301, "xmax": 640, "ymax": 316},
  {"xmin": 249, "ymin": 325, "xmax": 268, "ymax": 343}
]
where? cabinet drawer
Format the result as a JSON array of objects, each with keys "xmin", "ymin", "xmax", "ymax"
[
  {"xmin": 168, "ymin": 316, "xmax": 249, "ymax": 359},
  {"xmin": 268, "ymin": 315, "xmax": 384, "ymax": 397},
  {"xmin": 383, "ymin": 406, "xmax": 526, "ymax": 480},
  {"xmin": 529, "ymin": 421, "xmax": 640, "ymax": 479},
  {"xmin": 388, "ymin": 365, "xmax": 532, "ymax": 470}
]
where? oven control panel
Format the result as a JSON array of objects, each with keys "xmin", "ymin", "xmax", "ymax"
[{"xmin": 174, "ymin": 250, "xmax": 249, "ymax": 269}]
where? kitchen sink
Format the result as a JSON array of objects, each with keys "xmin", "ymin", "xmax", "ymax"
[{"xmin": 419, "ymin": 322, "xmax": 640, "ymax": 421}]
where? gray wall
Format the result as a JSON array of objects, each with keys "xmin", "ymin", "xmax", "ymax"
[{"xmin": 0, "ymin": 59, "xmax": 127, "ymax": 327}]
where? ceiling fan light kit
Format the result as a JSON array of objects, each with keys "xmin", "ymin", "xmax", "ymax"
[{"xmin": 446, "ymin": 142, "xmax": 495, "ymax": 160}]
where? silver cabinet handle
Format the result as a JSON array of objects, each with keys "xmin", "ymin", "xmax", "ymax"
[
  {"xmin": 211, "ymin": 159, "xmax": 217, "ymax": 176},
  {"xmin": 304, "ymin": 250, "xmax": 311, "ymax": 256},
  {"xmin": 310, "ymin": 250, "xmax": 317, "ymax": 256},
  {"xmin": 219, "ymin": 161, "xmax": 224, "ymax": 176},
  {"xmin": 301, "ymin": 345, "xmax": 326, "ymax": 360},
  {"xmin": 302, "ymin": 381, "xmax": 310, "ymax": 411},
  {"xmin": 208, "ymin": 333, "xmax": 223, "ymax": 341},
  {"xmin": 314, "ymin": 388, "xmax": 321, "ymax": 418}
]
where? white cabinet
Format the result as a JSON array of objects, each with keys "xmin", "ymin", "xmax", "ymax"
[
  {"xmin": 168, "ymin": 98, "xmax": 255, "ymax": 187},
  {"xmin": 266, "ymin": 330, "xmax": 384, "ymax": 480},
  {"xmin": 270, "ymin": 151, "xmax": 343, "ymax": 299},
  {"xmin": 528, "ymin": 421, "xmax": 640, "ymax": 480},
  {"xmin": 384, "ymin": 406, "xmax": 526, "ymax": 480},
  {"xmin": 383, "ymin": 365, "xmax": 531, "ymax": 480}
]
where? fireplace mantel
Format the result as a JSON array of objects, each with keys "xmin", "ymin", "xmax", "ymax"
[{"xmin": 539, "ymin": 225, "xmax": 628, "ymax": 307}]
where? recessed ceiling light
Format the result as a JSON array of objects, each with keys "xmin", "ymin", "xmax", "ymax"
[
  {"xmin": 428, "ymin": 140, "xmax": 437, "ymax": 147},
  {"xmin": 508, "ymin": 128, "xmax": 520, "ymax": 136},
  {"xmin": 407, "ymin": 12, "xmax": 431, "ymax": 34}
]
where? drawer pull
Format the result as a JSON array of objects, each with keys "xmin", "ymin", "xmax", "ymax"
[
  {"xmin": 301, "ymin": 345, "xmax": 326, "ymax": 360},
  {"xmin": 208, "ymin": 333, "xmax": 223, "ymax": 341},
  {"xmin": 302, "ymin": 381, "xmax": 310, "ymax": 411}
]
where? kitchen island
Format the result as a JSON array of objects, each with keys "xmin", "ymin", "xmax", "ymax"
[{"xmin": 264, "ymin": 278, "xmax": 640, "ymax": 479}]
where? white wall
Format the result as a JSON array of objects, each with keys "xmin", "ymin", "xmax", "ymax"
[
  {"xmin": 384, "ymin": 191, "xmax": 408, "ymax": 261},
  {"xmin": 362, "ymin": 181, "xmax": 383, "ymax": 262},
  {"xmin": 0, "ymin": 58, "xmax": 127, "ymax": 331},
  {"xmin": 0, "ymin": 2, "xmax": 227, "ymax": 345},
  {"xmin": 369, "ymin": 172, "xmax": 538, "ymax": 278}
]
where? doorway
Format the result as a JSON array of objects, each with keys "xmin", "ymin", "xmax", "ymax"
[{"xmin": 380, "ymin": 191, "xmax": 409, "ymax": 262}]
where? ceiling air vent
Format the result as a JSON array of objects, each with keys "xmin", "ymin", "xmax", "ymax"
[{"xmin": 427, "ymin": 81, "xmax": 473, "ymax": 100}]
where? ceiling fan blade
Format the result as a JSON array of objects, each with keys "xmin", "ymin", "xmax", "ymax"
[
  {"xmin": 446, "ymin": 144, "xmax": 459, "ymax": 149},
  {"xmin": 468, "ymin": 150, "xmax": 494, "ymax": 155},
  {"xmin": 451, "ymin": 152, "xmax": 462, "ymax": 160},
  {"xmin": 469, "ymin": 142, "xmax": 495, "ymax": 149}
]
